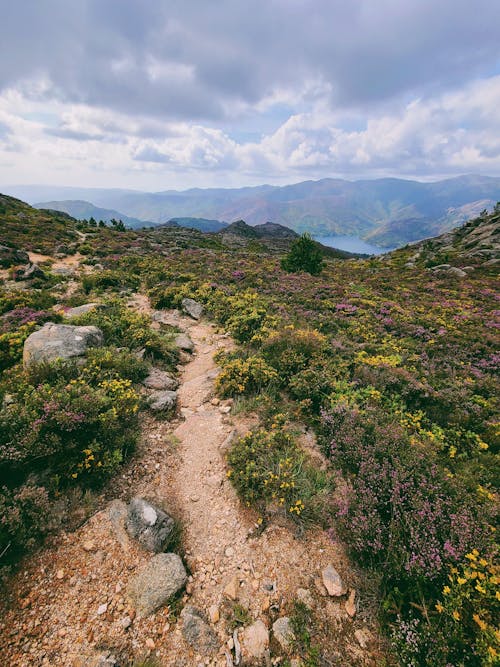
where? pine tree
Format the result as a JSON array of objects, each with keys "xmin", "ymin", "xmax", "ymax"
[{"xmin": 280, "ymin": 233, "xmax": 324, "ymax": 275}]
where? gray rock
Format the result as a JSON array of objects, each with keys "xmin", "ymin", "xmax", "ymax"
[
  {"xmin": 148, "ymin": 389, "xmax": 177, "ymax": 413},
  {"xmin": 322, "ymin": 564, "xmax": 347, "ymax": 597},
  {"xmin": 272, "ymin": 616, "xmax": 295, "ymax": 650},
  {"xmin": 240, "ymin": 620, "xmax": 269, "ymax": 660},
  {"xmin": 0, "ymin": 245, "xmax": 29, "ymax": 268},
  {"xmin": 18, "ymin": 263, "xmax": 46, "ymax": 280},
  {"xmin": 108, "ymin": 499, "xmax": 129, "ymax": 549},
  {"xmin": 126, "ymin": 497, "xmax": 175, "ymax": 552},
  {"xmin": 127, "ymin": 553, "xmax": 187, "ymax": 617},
  {"xmin": 181, "ymin": 298, "xmax": 204, "ymax": 320},
  {"xmin": 181, "ymin": 606, "xmax": 218, "ymax": 655},
  {"xmin": 53, "ymin": 266, "xmax": 75, "ymax": 276},
  {"xmin": 142, "ymin": 368, "xmax": 179, "ymax": 391},
  {"xmin": 23, "ymin": 322, "xmax": 104, "ymax": 367},
  {"xmin": 74, "ymin": 652, "xmax": 118, "ymax": 667},
  {"xmin": 64, "ymin": 303, "xmax": 100, "ymax": 319},
  {"xmin": 446, "ymin": 267, "xmax": 467, "ymax": 277},
  {"xmin": 431, "ymin": 264, "xmax": 451, "ymax": 270},
  {"xmin": 296, "ymin": 587, "xmax": 314, "ymax": 609},
  {"xmin": 175, "ymin": 333, "xmax": 194, "ymax": 352}
]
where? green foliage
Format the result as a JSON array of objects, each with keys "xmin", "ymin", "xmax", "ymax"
[
  {"xmin": 281, "ymin": 233, "xmax": 324, "ymax": 275},
  {"xmin": 227, "ymin": 421, "xmax": 330, "ymax": 523},
  {"xmin": 0, "ymin": 485, "xmax": 52, "ymax": 562},
  {"xmin": 288, "ymin": 600, "xmax": 321, "ymax": 666},
  {"xmin": 215, "ymin": 353, "xmax": 279, "ymax": 398},
  {"xmin": 71, "ymin": 299, "xmax": 178, "ymax": 367},
  {"xmin": 81, "ymin": 269, "xmax": 140, "ymax": 294}
]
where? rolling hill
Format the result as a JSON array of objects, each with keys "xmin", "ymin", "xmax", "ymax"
[{"xmin": 5, "ymin": 174, "xmax": 500, "ymax": 247}]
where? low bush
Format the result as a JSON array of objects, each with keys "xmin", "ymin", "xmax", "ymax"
[
  {"xmin": 71, "ymin": 299, "xmax": 178, "ymax": 367},
  {"xmin": 215, "ymin": 353, "xmax": 279, "ymax": 398},
  {"xmin": 227, "ymin": 423, "xmax": 330, "ymax": 523},
  {"xmin": 0, "ymin": 484, "xmax": 52, "ymax": 563}
]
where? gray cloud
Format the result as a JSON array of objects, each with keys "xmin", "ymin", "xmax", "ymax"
[{"xmin": 1, "ymin": 0, "xmax": 499, "ymax": 122}]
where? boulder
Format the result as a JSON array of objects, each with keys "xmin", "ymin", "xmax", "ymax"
[
  {"xmin": 272, "ymin": 616, "xmax": 295, "ymax": 650},
  {"xmin": 175, "ymin": 333, "xmax": 194, "ymax": 352},
  {"xmin": 181, "ymin": 606, "xmax": 218, "ymax": 655},
  {"xmin": 64, "ymin": 303, "xmax": 100, "ymax": 319},
  {"xmin": 181, "ymin": 298, "xmax": 204, "ymax": 320},
  {"xmin": 322, "ymin": 564, "xmax": 347, "ymax": 597},
  {"xmin": 23, "ymin": 322, "xmax": 104, "ymax": 367},
  {"xmin": 240, "ymin": 620, "xmax": 269, "ymax": 660},
  {"xmin": 446, "ymin": 267, "xmax": 467, "ymax": 278},
  {"xmin": 126, "ymin": 497, "xmax": 175, "ymax": 552},
  {"xmin": 17, "ymin": 263, "xmax": 46, "ymax": 281},
  {"xmin": 127, "ymin": 553, "xmax": 187, "ymax": 617},
  {"xmin": 148, "ymin": 389, "xmax": 177, "ymax": 413},
  {"xmin": 142, "ymin": 368, "xmax": 179, "ymax": 391},
  {"xmin": 0, "ymin": 245, "xmax": 29, "ymax": 268}
]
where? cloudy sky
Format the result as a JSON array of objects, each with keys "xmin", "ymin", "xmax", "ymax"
[{"xmin": 1, "ymin": 0, "xmax": 500, "ymax": 190}]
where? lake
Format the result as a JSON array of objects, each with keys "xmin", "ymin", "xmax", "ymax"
[{"xmin": 314, "ymin": 235, "xmax": 395, "ymax": 255}]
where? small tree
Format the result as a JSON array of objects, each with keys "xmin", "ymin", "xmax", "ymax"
[{"xmin": 281, "ymin": 233, "xmax": 324, "ymax": 276}]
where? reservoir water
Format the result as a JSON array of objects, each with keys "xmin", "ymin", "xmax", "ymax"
[{"xmin": 314, "ymin": 235, "xmax": 395, "ymax": 255}]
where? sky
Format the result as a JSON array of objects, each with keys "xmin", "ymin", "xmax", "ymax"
[{"xmin": 1, "ymin": 0, "xmax": 500, "ymax": 191}]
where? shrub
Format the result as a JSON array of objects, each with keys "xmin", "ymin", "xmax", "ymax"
[
  {"xmin": 261, "ymin": 327, "xmax": 328, "ymax": 380},
  {"xmin": 0, "ymin": 484, "xmax": 52, "ymax": 563},
  {"xmin": 215, "ymin": 354, "xmax": 279, "ymax": 398},
  {"xmin": 0, "ymin": 371, "xmax": 140, "ymax": 484},
  {"xmin": 281, "ymin": 233, "xmax": 324, "ymax": 276},
  {"xmin": 81, "ymin": 269, "xmax": 141, "ymax": 294},
  {"xmin": 71, "ymin": 299, "xmax": 178, "ymax": 366},
  {"xmin": 227, "ymin": 424, "xmax": 330, "ymax": 523}
]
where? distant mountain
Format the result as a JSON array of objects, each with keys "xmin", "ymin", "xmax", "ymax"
[
  {"xmin": 35, "ymin": 200, "xmax": 155, "ymax": 229},
  {"xmin": 166, "ymin": 217, "xmax": 227, "ymax": 233},
  {"xmin": 5, "ymin": 175, "xmax": 500, "ymax": 247}
]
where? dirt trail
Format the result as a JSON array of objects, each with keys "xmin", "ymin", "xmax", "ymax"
[{"xmin": 0, "ymin": 295, "xmax": 382, "ymax": 666}]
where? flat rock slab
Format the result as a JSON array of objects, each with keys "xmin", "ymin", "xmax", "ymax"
[
  {"xmin": 127, "ymin": 553, "xmax": 187, "ymax": 617},
  {"xmin": 23, "ymin": 322, "xmax": 103, "ymax": 367},
  {"xmin": 240, "ymin": 620, "xmax": 269, "ymax": 660},
  {"xmin": 322, "ymin": 564, "xmax": 347, "ymax": 597}
]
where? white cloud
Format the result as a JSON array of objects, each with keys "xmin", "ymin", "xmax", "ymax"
[{"xmin": 1, "ymin": 75, "xmax": 500, "ymax": 188}]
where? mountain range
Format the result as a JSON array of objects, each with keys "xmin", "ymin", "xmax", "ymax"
[{"xmin": 4, "ymin": 174, "xmax": 499, "ymax": 247}]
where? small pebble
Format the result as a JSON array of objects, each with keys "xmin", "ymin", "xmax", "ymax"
[{"xmin": 97, "ymin": 603, "xmax": 108, "ymax": 615}]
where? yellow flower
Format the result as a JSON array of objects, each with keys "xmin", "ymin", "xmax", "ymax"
[
  {"xmin": 443, "ymin": 586, "xmax": 451, "ymax": 595},
  {"xmin": 457, "ymin": 577, "xmax": 467, "ymax": 585},
  {"xmin": 475, "ymin": 584, "xmax": 486, "ymax": 594},
  {"xmin": 435, "ymin": 603, "xmax": 444, "ymax": 613},
  {"xmin": 473, "ymin": 614, "xmax": 487, "ymax": 631},
  {"xmin": 452, "ymin": 610, "xmax": 460, "ymax": 621}
]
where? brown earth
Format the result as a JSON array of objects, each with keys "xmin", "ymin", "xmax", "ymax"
[{"xmin": 0, "ymin": 293, "xmax": 384, "ymax": 666}]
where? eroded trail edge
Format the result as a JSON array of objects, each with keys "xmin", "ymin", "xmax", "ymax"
[{"xmin": 0, "ymin": 297, "xmax": 381, "ymax": 667}]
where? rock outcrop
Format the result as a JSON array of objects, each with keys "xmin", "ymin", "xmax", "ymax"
[
  {"xmin": 23, "ymin": 322, "xmax": 104, "ymax": 367},
  {"xmin": 126, "ymin": 497, "xmax": 176, "ymax": 553}
]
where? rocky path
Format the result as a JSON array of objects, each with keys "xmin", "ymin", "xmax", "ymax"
[{"xmin": 0, "ymin": 296, "xmax": 382, "ymax": 666}]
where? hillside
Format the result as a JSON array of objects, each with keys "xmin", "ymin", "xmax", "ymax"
[
  {"xmin": 6, "ymin": 174, "xmax": 500, "ymax": 247},
  {"xmin": 0, "ymin": 194, "xmax": 80, "ymax": 254},
  {"xmin": 0, "ymin": 195, "xmax": 498, "ymax": 666},
  {"xmin": 35, "ymin": 200, "xmax": 155, "ymax": 229},
  {"xmin": 167, "ymin": 217, "xmax": 227, "ymax": 233}
]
